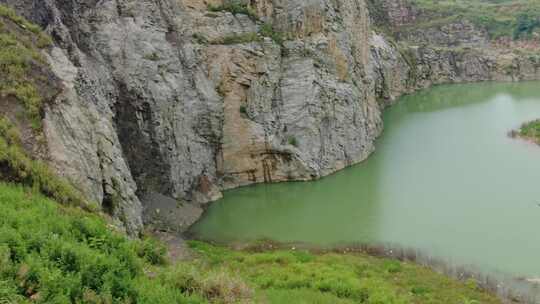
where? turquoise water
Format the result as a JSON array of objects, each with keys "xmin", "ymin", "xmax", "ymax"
[{"xmin": 191, "ymin": 81, "xmax": 540, "ymax": 278}]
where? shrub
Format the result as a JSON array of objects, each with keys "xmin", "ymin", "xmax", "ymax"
[
  {"xmin": 193, "ymin": 33, "xmax": 208, "ymax": 44},
  {"xmin": 212, "ymin": 32, "xmax": 260, "ymax": 45},
  {"xmin": 136, "ymin": 237, "xmax": 168, "ymax": 266},
  {"xmin": 239, "ymin": 105, "xmax": 247, "ymax": 114},
  {"xmin": 143, "ymin": 52, "xmax": 160, "ymax": 61},
  {"xmin": 207, "ymin": 2, "xmax": 257, "ymax": 21},
  {"xmin": 260, "ymin": 23, "xmax": 285, "ymax": 45},
  {"xmin": 288, "ymin": 136, "xmax": 299, "ymax": 147},
  {"xmin": 513, "ymin": 12, "xmax": 540, "ymax": 40}
]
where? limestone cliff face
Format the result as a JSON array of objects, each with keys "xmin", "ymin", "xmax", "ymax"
[{"xmin": 2, "ymin": 0, "xmax": 539, "ymax": 234}]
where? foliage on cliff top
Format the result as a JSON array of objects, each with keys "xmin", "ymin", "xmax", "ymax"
[
  {"xmin": 0, "ymin": 180, "xmax": 503, "ymax": 303},
  {"xmin": 0, "ymin": 4, "xmax": 56, "ymax": 131},
  {"xmin": 406, "ymin": 0, "xmax": 540, "ymax": 40}
]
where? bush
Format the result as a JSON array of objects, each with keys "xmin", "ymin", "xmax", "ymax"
[
  {"xmin": 288, "ymin": 136, "xmax": 299, "ymax": 147},
  {"xmin": 260, "ymin": 23, "xmax": 285, "ymax": 45},
  {"xmin": 212, "ymin": 32, "xmax": 260, "ymax": 45},
  {"xmin": 208, "ymin": 2, "xmax": 257, "ymax": 20},
  {"xmin": 239, "ymin": 105, "xmax": 247, "ymax": 114},
  {"xmin": 136, "ymin": 237, "xmax": 168, "ymax": 266},
  {"xmin": 513, "ymin": 12, "xmax": 540, "ymax": 40},
  {"xmin": 515, "ymin": 119, "xmax": 540, "ymax": 143}
]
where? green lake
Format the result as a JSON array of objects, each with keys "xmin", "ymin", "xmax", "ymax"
[{"xmin": 191, "ymin": 81, "xmax": 540, "ymax": 279}]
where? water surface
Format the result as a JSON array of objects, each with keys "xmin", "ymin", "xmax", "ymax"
[{"xmin": 192, "ymin": 82, "xmax": 540, "ymax": 278}]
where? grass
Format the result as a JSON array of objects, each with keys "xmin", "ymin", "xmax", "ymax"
[
  {"xmin": 0, "ymin": 182, "xmax": 246, "ymax": 304},
  {"xmin": 0, "ymin": 117, "xmax": 90, "ymax": 210},
  {"xmin": 401, "ymin": 0, "xmax": 540, "ymax": 40},
  {"xmin": 0, "ymin": 5, "xmax": 54, "ymax": 131},
  {"xmin": 187, "ymin": 241, "xmax": 503, "ymax": 304},
  {"xmin": 0, "ymin": 180, "xmax": 504, "ymax": 303},
  {"xmin": 0, "ymin": 7, "xmax": 88, "ymax": 210}
]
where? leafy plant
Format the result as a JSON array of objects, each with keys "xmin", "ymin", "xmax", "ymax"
[
  {"xmin": 288, "ymin": 136, "xmax": 299, "ymax": 147},
  {"xmin": 212, "ymin": 32, "xmax": 260, "ymax": 45},
  {"xmin": 260, "ymin": 23, "xmax": 285, "ymax": 45},
  {"xmin": 239, "ymin": 105, "xmax": 248, "ymax": 114}
]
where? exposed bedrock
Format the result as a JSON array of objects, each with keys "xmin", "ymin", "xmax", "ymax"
[{"xmin": 2, "ymin": 0, "xmax": 539, "ymax": 234}]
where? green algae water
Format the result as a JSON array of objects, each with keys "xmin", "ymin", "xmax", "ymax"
[{"xmin": 192, "ymin": 81, "xmax": 540, "ymax": 279}]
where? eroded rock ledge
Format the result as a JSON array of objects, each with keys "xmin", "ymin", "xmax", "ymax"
[{"xmin": 2, "ymin": 0, "xmax": 539, "ymax": 234}]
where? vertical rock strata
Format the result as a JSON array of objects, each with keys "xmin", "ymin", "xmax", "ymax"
[{"xmin": 2, "ymin": 0, "xmax": 539, "ymax": 233}]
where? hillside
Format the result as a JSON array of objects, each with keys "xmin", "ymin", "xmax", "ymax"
[
  {"xmin": 409, "ymin": 0, "xmax": 540, "ymax": 40},
  {"xmin": 369, "ymin": 0, "xmax": 540, "ymax": 41},
  {"xmin": 0, "ymin": 1, "xmax": 539, "ymax": 303},
  {"xmin": 0, "ymin": 182, "xmax": 503, "ymax": 303}
]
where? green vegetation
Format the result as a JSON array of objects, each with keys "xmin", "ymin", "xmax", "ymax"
[
  {"xmin": 207, "ymin": 1, "xmax": 258, "ymax": 21},
  {"xmin": 0, "ymin": 6, "xmax": 88, "ymax": 211},
  {"xmin": 143, "ymin": 52, "xmax": 160, "ymax": 61},
  {"xmin": 193, "ymin": 33, "xmax": 209, "ymax": 45},
  {"xmin": 212, "ymin": 32, "xmax": 261, "ymax": 45},
  {"xmin": 259, "ymin": 23, "xmax": 285, "ymax": 46},
  {"xmin": 0, "ymin": 5, "xmax": 521, "ymax": 304},
  {"xmin": 512, "ymin": 119, "xmax": 540, "ymax": 143},
  {"xmin": 0, "ymin": 118, "xmax": 89, "ymax": 209},
  {"xmin": 209, "ymin": 24, "xmax": 286, "ymax": 46},
  {"xmin": 0, "ymin": 183, "xmax": 200, "ymax": 304},
  {"xmin": 406, "ymin": 0, "xmax": 540, "ymax": 40},
  {"xmin": 239, "ymin": 105, "xmax": 247, "ymax": 115},
  {"xmin": 188, "ymin": 242, "xmax": 502, "ymax": 304},
  {"xmin": 0, "ymin": 5, "xmax": 52, "ymax": 45},
  {"xmin": 205, "ymin": 3, "xmax": 286, "ymax": 46},
  {"xmin": 0, "ymin": 181, "xmax": 503, "ymax": 303},
  {"xmin": 288, "ymin": 136, "xmax": 299, "ymax": 147},
  {"xmin": 0, "ymin": 5, "xmax": 53, "ymax": 131}
]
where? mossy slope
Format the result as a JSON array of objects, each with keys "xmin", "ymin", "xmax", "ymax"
[{"xmin": 0, "ymin": 5, "xmax": 89, "ymax": 210}]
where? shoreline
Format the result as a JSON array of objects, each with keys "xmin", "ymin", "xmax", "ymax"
[
  {"xmin": 184, "ymin": 81, "xmax": 540, "ymax": 304},
  {"xmin": 180, "ymin": 236, "xmax": 540, "ymax": 304},
  {"xmin": 509, "ymin": 119, "xmax": 540, "ymax": 146}
]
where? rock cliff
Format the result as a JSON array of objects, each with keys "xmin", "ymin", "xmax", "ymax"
[{"xmin": 2, "ymin": 0, "xmax": 539, "ymax": 235}]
